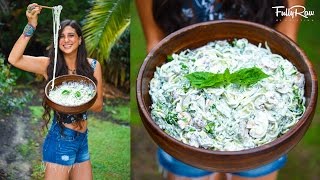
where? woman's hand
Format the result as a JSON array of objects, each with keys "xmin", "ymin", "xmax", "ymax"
[{"xmin": 26, "ymin": 3, "xmax": 42, "ymax": 28}]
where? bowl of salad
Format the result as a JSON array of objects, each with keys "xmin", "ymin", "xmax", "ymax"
[
  {"xmin": 136, "ymin": 20, "xmax": 318, "ymax": 172},
  {"xmin": 45, "ymin": 74, "xmax": 97, "ymax": 114}
]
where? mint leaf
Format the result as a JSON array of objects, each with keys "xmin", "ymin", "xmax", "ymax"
[
  {"xmin": 61, "ymin": 90, "xmax": 71, "ymax": 95},
  {"xmin": 186, "ymin": 67, "xmax": 268, "ymax": 89},
  {"xmin": 185, "ymin": 72, "xmax": 226, "ymax": 88},
  {"xmin": 231, "ymin": 68, "xmax": 269, "ymax": 87},
  {"xmin": 181, "ymin": 63, "xmax": 188, "ymax": 69},
  {"xmin": 75, "ymin": 91, "xmax": 81, "ymax": 97}
]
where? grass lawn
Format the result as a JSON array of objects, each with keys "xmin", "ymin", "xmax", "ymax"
[
  {"xmin": 130, "ymin": 0, "xmax": 320, "ymax": 179},
  {"xmin": 105, "ymin": 100, "xmax": 130, "ymax": 123},
  {"xmin": 89, "ymin": 117, "xmax": 130, "ymax": 180}
]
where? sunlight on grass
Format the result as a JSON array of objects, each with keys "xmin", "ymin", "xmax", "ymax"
[
  {"xmin": 105, "ymin": 104, "xmax": 130, "ymax": 123},
  {"xmin": 89, "ymin": 116, "xmax": 130, "ymax": 179}
]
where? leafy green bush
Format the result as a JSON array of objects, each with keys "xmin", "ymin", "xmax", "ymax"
[{"xmin": 0, "ymin": 55, "xmax": 30, "ymax": 115}]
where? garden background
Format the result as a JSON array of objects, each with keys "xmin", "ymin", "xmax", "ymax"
[
  {"xmin": 0, "ymin": 0, "xmax": 130, "ymax": 179},
  {"xmin": 131, "ymin": 0, "xmax": 320, "ymax": 179}
]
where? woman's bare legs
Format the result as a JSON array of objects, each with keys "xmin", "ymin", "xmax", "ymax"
[
  {"xmin": 45, "ymin": 162, "xmax": 72, "ymax": 180},
  {"xmin": 231, "ymin": 171, "xmax": 278, "ymax": 180},
  {"xmin": 165, "ymin": 171, "xmax": 277, "ymax": 180},
  {"xmin": 166, "ymin": 172, "xmax": 226, "ymax": 180},
  {"xmin": 70, "ymin": 160, "xmax": 93, "ymax": 180}
]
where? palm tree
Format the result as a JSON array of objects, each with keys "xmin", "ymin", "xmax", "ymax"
[
  {"xmin": 83, "ymin": 0, "xmax": 130, "ymax": 64},
  {"xmin": 83, "ymin": 0, "xmax": 130, "ymax": 92}
]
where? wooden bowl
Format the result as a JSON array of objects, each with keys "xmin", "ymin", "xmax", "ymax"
[
  {"xmin": 45, "ymin": 74, "xmax": 97, "ymax": 114},
  {"xmin": 136, "ymin": 20, "xmax": 318, "ymax": 172}
]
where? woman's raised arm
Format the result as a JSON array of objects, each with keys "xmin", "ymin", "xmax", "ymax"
[{"xmin": 8, "ymin": 3, "xmax": 49, "ymax": 78}]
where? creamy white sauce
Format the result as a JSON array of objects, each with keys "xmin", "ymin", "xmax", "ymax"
[
  {"xmin": 48, "ymin": 81, "xmax": 95, "ymax": 106},
  {"xmin": 149, "ymin": 39, "xmax": 306, "ymax": 151}
]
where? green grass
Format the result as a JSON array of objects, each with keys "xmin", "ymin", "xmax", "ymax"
[
  {"xmin": 89, "ymin": 117, "xmax": 130, "ymax": 180},
  {"xmin": 105, "ymin": 103, "xmax": 130, "ymax": 123},
  {"xmin": 31, "ymin": 161, "xmax": 46, "ymax": 180},
  {"xmin": 29, "ymin": 106, "xmax": 44, "ymax": 124},
  {"xmin": 18, "ymin": 140, "xmax": 35, "ymax": 158}
]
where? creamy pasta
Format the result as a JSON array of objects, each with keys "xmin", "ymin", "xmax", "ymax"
[
  {"xmin": 149, "ymin": 39, "xmax": 305, "ymax": 151},
  {"xmin": 48, "ymin": 81, "xmax": 95, "ymax": 106}
]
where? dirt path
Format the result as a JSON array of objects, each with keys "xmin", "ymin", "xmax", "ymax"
[{"xmin": 0, "ymin": 109, "xmax": 37, "ymax": 180}]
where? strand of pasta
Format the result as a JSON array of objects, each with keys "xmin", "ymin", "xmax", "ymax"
[{"xmin": 51, "ymin": 5, "xmax": 63, "ymax": 90}]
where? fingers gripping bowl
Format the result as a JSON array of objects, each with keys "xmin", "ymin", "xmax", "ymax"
[
  {"xmin": 136, "ymin": 20, "xmax": 318, "ymax": 172},
  {"xmin": 45, "ymin": 75, "xmax": 97, "ymax": 114}
]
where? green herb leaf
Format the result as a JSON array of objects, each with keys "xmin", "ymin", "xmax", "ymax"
[
  {"xmin": 167, "ymin": 55, "xmax": 174, "ymax": 62},
  {"xmin": 164, "ymin": 112, "xmax": 178, "ymax": 125},
  {"xmin": 186, "ymin": 67, "xmax": 268, "ymax": 89},
  {"xmin": 185, "ymin": 71, "xmax": 227, "ymax": 88},
  {"xmin": 180, "ymin": 63, "xmax": 188, "ymax": 70},
  {"xmin": 61, "ymin": 90, "xmax": 71, "ymax": 95},
  {"xmin": 75, "ymin": 91, "xmax": 81, "ymax": 97},
  {"xmin": 205, "ymin": 122, "xmax": 215, "ymax": 134},
  {"xmin": 230, "ymin": 67, "xmax": 269, "ymax": 87}
]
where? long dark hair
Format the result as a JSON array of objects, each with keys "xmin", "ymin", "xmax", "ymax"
[
  {"xmin": 42, "ymin": 19, "xmax": 97, "ymax": 130},
  {"xmin": 152, "ymin": 0, "xmax": 287, "ymax": 35}
]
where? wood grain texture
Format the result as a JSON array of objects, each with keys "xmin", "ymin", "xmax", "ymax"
[
  {"xmin": 45, "ymin": 74, "xmax": 97, "ymax": 114},
  {"xmin": 136, "ymin": 20, "xmax": 318, "ymax": 172}
]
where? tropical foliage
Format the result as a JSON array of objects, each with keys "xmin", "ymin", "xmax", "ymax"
[
  {"xmin": 83, "ymin": 0, "xmax": 130, "ymax": 91},
  {"xmin": 0, "ymin": 54, "xmax": 31, "ymax": 114},
  {"xmin": 83, "ymin": 0, "xmax": 130, "ymax": 63}
]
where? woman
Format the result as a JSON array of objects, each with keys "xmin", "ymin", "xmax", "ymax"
[
  {"xmin": 8, "ymin": 3, "xmax": 103, "ymax": 180},
  {"xmin": 135, "ymin": 0, "xmax": 304, "ymax": 180}
]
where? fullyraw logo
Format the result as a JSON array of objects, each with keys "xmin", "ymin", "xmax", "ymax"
[{"xmin": 272, "ymin": 5, "xmax": 315, "ymax": 19}]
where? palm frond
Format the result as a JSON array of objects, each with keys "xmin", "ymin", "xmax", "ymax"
[{"xmin": 83, "ymin": 0, "xmax": 130, "ymax": 63}]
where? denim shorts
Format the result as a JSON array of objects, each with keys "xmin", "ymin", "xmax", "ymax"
[{"xmin": 42, "ymin": 121, "xmax": 90, "ymax": 166}]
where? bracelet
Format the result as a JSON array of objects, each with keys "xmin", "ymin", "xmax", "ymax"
[{"xmin": 23, "ymin": 24, "xmax": 36, "ymax": 37}]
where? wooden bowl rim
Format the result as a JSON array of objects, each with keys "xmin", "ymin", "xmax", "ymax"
[
  {"xmin": 45, "ymin": 74, "xmax": 97, "ymax": 108},
  {"xmin": 137, "ymin": 20, "xmax": 318, "ymax": 156}
]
